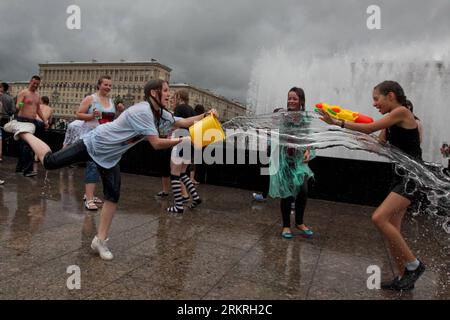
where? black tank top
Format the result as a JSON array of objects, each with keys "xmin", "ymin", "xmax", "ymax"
[{"xmin": 386, "ymin": 125, "xmax": 422, "ymax": 160}]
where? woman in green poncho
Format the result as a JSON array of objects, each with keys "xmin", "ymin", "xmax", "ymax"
[{"xmin": 269, "ymin": 87, "xmax": 315, "ymax": 239}]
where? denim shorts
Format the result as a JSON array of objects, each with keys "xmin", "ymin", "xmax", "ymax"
[
  {"xmin": 85, "ymin": 161, "xmax": 100, "ymax": 184},
  {"xmin": 43, "ymin": 141, "xmax": 121, "ymax": 203}
]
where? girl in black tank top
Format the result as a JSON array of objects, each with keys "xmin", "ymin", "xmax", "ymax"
[
  {"xmin": 386, "ymin": 125, "xmax": 422, "ymax": 160},
  {"xmin": 319, "ymin": 81, "xmax": 425, "ymax": 291}
]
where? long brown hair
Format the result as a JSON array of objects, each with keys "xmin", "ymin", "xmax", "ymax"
[
  {"xmin": 143, "ymin": 80, "xmax": 174, "ymax": 135},
  {"xmin": 288, "ymin": 87, "xmax": 306, "ymax": 111}
]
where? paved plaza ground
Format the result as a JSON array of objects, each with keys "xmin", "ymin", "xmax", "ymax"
[{"xmin": 0, "ymin": 157, "xmax": 448, "ymax": 300}]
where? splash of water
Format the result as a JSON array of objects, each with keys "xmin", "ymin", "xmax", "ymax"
[
  {"xmin": 247, "ymin": 40, "xmax": 450, "ymax": 163},
  {"xmin": 223, "ymin": 111, "xmax": 450, "ymax": 234},
  {"xmin": 40, "ymin": 170, "xmax": 53, "ymax": 199}
]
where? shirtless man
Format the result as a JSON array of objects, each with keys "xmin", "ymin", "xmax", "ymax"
[
  {"xmin": 36, "ymin": 96, "xmax": 53, "ymax": 127},
  {"xmin": 17, "ymin": 76, "xmax": 45, "ymax": 122},
  {"xmin": 9, "ymin": 75, "xmax": 45, "ymax": 177},
  {"xmin": 0, "ymin": 84, "xmax": 4, "ymax": 162}
]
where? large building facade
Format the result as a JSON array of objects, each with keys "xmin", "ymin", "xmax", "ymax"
[
  {"xmin": 5, "ymin": 60, "xmax": 246, "ymax": 122},
  {"xmin": 38, "ymin": 61, "xmax": 172, "ymax": 118},
  {"xmin": 8, "ymin": 81, "xmax": 29, "ymax": 98},
  {"xmin": 169, "ymin": 83, "xmax": 246, "ymax": 122}
]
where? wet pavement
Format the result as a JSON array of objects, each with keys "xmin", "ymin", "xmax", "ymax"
[{"xmin": 0, "ymin": 157, "xmax": 448, "ymax": 300}]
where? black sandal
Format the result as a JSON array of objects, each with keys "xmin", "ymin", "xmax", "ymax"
[
  {"xmin": 156, "ymin": 191, "xmax": 169, "ymax": 197},
  {"xmin": 189, "ymin": 198, "xmax": 202, "ymax": 209}
]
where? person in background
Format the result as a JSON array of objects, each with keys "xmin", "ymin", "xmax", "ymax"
[
  {"xmin": 189, "ymin": 104, "xmax": 206, "ymax": 185},
  {"xmin": 76, "ymin": 75, "xmax": 124, "ymax": 210},
  {"xmin": 167, "ymin": 90, "xmax": 202, "ymax": 213},
  {"xmin": 0, "ymin": 83, "xmax": 5, "ymax": 162},
  {"xmin": 155, "ymin": 91, "xmax": 178, "ymax": 198},
  {"xmin": 36, "ymin": 96, "xmax": 53, "ymax": 128},
  {"xmin": 12, "ymin": 76, "xmax": 45, "ymax": 177},
  {"xmin": 269, "ymin": 88, "xmax": 315, "ymax": 239}
]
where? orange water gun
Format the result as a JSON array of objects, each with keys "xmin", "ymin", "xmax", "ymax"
[{"xmin": 315, "ymin": 103, "xmax": 374, "ymax": 124}]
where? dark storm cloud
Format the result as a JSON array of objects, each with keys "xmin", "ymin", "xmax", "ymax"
[{"xmin": 1, "ymin": 0, "xmax": 449, "ymax": 102}]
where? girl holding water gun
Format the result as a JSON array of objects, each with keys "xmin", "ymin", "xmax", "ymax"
[
  {"xmin": 319, "ymin": 81, "xmax": 425, "ymax": 291},
  {"xmin": 269, "ymin": 87, "xmax": 315, "ymax": 239}
]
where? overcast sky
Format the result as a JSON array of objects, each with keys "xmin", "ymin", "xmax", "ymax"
[{"xmin": 0, "ymin": 0, "xmax": 449, "ymax": 102}]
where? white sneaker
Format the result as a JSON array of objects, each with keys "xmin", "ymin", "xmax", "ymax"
[
  {"xmin": 91, "ymin": 236, "xmax": 114, "ymax": 260},
  {"xmin": 0, "ymin": 180, "xmax": 4, "ymax": 185},
  {"xmin": 3, "ymin": 120, "xmax": 36, "ymax": 141}
]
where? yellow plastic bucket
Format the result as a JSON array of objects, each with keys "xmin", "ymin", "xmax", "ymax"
[{"xmin": 189, "ymin": 114, "xmax": 226, "ymax": 148}]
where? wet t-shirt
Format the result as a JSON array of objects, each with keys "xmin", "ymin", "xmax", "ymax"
[{"xmin": 83, "ymin": 101, "xmax": 181, "ymax": 169}]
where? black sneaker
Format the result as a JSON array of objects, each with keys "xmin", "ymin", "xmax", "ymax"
[
  {"xmin": 397, "ymin": 260, "xmax": 426, "ymax": 291},
  {"xmin": 380, "ymin": 277, "xmax": 410, "ymax": 291},
  {"xmin": 156, "ymin": 191, "xmax": 169, "ymax": 198},
  {"xmin": 24, "ymin": 171, "xmax": 38, "ymax": 177},
  {"xmin": 189, "ymin": 198, "xmax": 202, "ymax": 209}
]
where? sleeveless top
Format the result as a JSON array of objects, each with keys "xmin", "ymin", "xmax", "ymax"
[
  {"xmin": 386, "ymin": 125, "xmax": 422, "ymax": 160},
  {"xmin": 84, "ymin": 93, "xmax": 116, "ymax": 128}
]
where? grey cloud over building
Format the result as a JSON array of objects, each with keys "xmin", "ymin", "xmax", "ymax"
[{"xmin": 0, "ymin": 0, "xmax": 449, "ymax": 102}]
